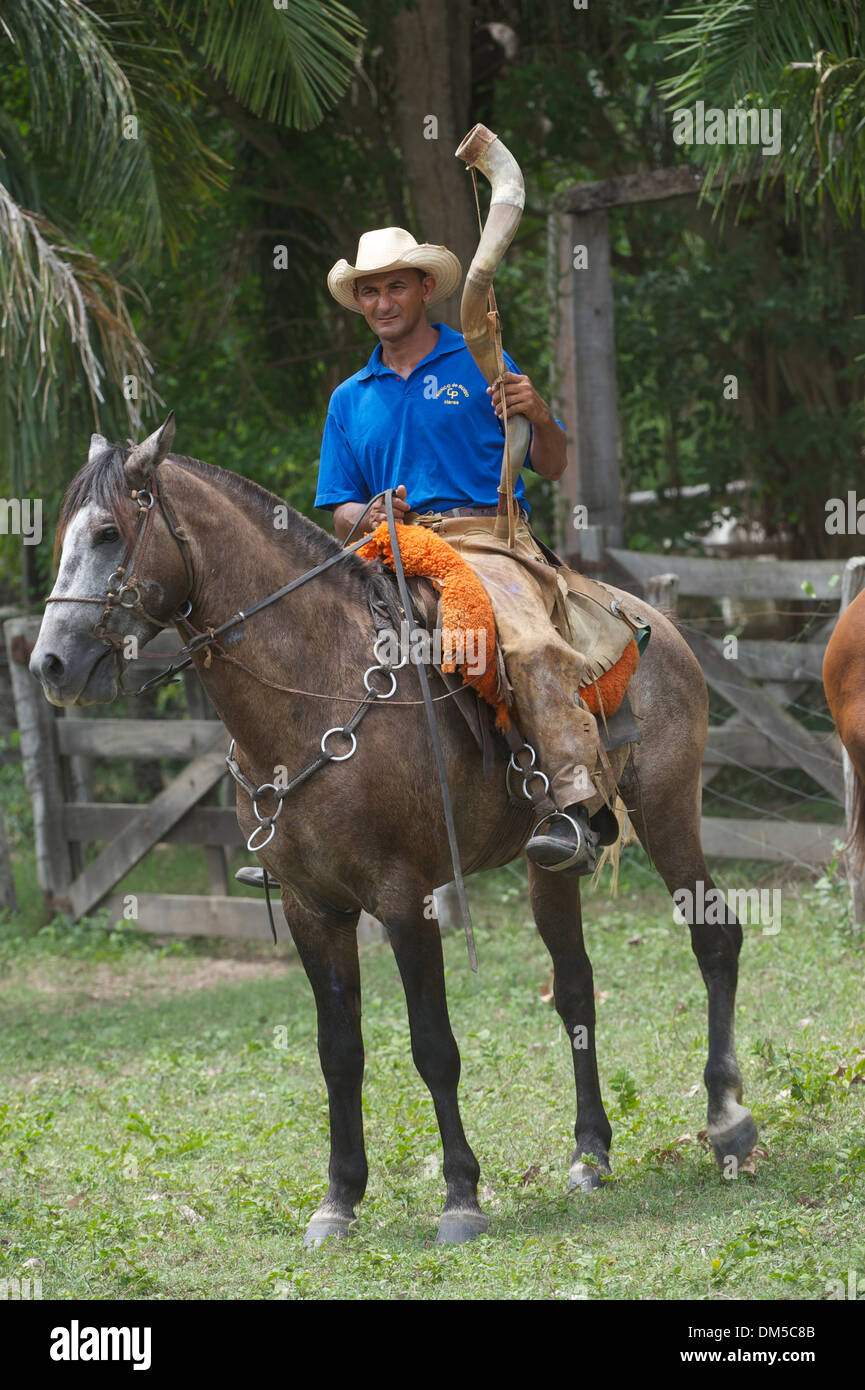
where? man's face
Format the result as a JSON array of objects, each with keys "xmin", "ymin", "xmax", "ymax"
[{"xmin": 353, "ymin": 268, "xmax": 435, "ymax": 343}]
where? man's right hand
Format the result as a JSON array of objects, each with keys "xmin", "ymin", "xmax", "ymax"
[{"xmin": 334, "ymin": 485, "xmax": 410, "ymax": 540}]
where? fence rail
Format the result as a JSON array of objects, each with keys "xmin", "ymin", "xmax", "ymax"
[{"xmin": 613, "ymin": 555, "xmax": 847, "ymax": 869}]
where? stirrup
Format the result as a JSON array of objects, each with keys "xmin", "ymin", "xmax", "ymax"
[
  {"xmin": 525, "ymin": 810, "xmax": 597, "ymax": 875},
  {"xmin": 235, "ymin": 865, "xmax": 281, "ymax": 890}
]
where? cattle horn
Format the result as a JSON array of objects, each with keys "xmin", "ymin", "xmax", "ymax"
[{"xmin": 455, "ymin": 124, "xmax": 529, "ymax": 535}]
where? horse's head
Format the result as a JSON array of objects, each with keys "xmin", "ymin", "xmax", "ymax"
[{"xmin": 30, "ymin": 413, "xmax": 192, "ymax": 706}]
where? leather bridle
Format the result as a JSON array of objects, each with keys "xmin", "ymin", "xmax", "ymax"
[
  {"xmin": 45, "ymin": 466, "xmax": 373, "ymax": 693},
  {"xmin": 45, "ymin": 467, "xmax": 197, "ymax": 658}
]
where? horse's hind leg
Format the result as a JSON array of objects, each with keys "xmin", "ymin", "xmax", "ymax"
[
  {"xmin": 283, "ymin": 896, "xmax": 368, "ymax": 1247},
  {"xmin": 626, "ymin": 780, "xmax": 758, "ymax": 1170},
  {"xmin": 528, "ymin": 863, "xmax": 613, "ymax": 1192},
  {"xmin": 383, "ymin": 898, "xmax": 486, "ymax": 1244}
]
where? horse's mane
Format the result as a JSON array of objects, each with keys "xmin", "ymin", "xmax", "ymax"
[{"xmin": 55, "ymin": 446, "xmax": 392, "ymax": 611}]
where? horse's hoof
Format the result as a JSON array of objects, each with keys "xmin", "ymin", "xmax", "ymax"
[
  {"xmin": 568, "ymin": 1160, "xmax": 607, "ymax": 1193},
  {"xmin": 709, "ymin": 1107, "xmax": 758, "ymax": 1171},
  {"xmin": 435, "ymin": 1209, "xmax": 489, "ymax": 1245},
  {"xmin": 303, "ymin": 1213, "xmax": 354, "ymax": 1248}
]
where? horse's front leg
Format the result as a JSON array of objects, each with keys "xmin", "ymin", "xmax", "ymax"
[
  {"xmin": 383, "ymin": 898, "xmax": 486, "ymax": 1244},
  {"xmin": 527, "ymin": 863, "xmax": 613, "ymax": 1192},
  {"xmin": 282, "ymin": 894, "xmax": 368, "ymax": 1247}
]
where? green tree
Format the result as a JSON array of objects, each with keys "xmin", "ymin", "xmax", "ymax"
[{"xmin": 0, "ymin": 0, "xmax": 363, "ymax": 531}]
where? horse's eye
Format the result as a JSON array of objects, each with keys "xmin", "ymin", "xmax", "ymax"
[{"xmin": 95, "ymin": 526, "xmax": 119, "ymax": 546}]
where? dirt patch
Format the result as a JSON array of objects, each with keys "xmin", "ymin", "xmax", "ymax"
[{"xmin": 8, "ymin": 955, "xmax": 293, "ymax": 1002}]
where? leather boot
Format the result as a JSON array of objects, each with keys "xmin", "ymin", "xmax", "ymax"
[
  {"xmin": 525, "ymin": 803, "xmax": 599, "ymax": 875},
  {"xmin": 235, "ymin": 866, "xmax": 281, "ymax": 890}
]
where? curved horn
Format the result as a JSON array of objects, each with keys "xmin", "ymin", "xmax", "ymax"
[{"xmin": 455, "ymin": 124, "xmax": 530, "ymax": 481}]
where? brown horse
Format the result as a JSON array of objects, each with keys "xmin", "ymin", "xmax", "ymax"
[
  {"xmin": 30, "ymin": 417, "xmax": 758, "ymax": 1246},
  {"xmin": 823, "ymin": 589, "xmax": 865, "ymax": 863}
]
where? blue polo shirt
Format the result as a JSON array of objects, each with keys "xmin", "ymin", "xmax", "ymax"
[{"xmin": 315, "ymin": 322, "xmax": 551, "ymax": 515}]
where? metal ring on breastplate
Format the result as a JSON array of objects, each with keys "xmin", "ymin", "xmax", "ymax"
[
  {"xmin": 321, "ymin": 727, "xmax": 357, "ymax": 761},
  {"xmin": 363, "ymin": 665, "xmax": 397, "ymax": 698},
  {"xmin": 247, "ymin": 821, "xmax": 276, "ymax": 852},
  {"xmin": 522, "ymin": 769, "xmax": 550, "ymax": 800},
  {"xmin": 508, "ymin": 745, "xmax": 536, "ymax": 775},
  {"xmin": 373, "ymin": 632, "xmax": 409, "ymax": 670},
  {"xmin": 135, "ymin": 490, "xmax": 155, "ymax": 510},
  {"xmin": 252, "ymin": 782, "xmax": 284, "ymax": 825},
  {"xmin": 176, "ymin": 599, "xmax": 193, "ymax": 619}
]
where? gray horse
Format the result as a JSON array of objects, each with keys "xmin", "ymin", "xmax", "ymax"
[{"xmin": 30, "ymin": 416, "xmax": 758, "ymax": 1246}]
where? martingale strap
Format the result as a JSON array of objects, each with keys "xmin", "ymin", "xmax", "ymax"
[{"xmin": 383, "ymin": 489, "xmax": 479, "ymax": 972}]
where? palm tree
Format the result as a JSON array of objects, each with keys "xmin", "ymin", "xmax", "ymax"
[
  {"xmin": 0, "ymin": 0, "xmax": 363, "ymax": 513},
  {"xmin": 661, "ymin": 0, "xmax": 865, "ymax": 224}
]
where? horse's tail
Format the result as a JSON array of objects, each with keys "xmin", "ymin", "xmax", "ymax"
[{"xmin": 843, "ymin": 758, "xmax": 865, "ymax": 873}]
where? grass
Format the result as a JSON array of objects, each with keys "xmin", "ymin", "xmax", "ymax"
[{"xmin": 1, "ymin": 854, "xmax": 864, "ymax": 1301}]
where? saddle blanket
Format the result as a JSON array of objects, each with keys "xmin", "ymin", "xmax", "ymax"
[{"xmin": 361, "ymin": 516, "xmax": 650, "ymax": 730}]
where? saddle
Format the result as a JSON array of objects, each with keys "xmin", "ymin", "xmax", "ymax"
[
  {"xmin": 365, "ymin": 526, "xmax": 649, "ymax": 876},
  {"xmin": 364, "ymin": 521, "xmax": 649, "ymax": 750}
]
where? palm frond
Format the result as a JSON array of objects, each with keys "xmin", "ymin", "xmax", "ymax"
[
  {"xmin": 1, "ymin": 0, "xmax": 132, "ymax": 159},
  {"xmin": 160, "ymin": 0, "xmax": 365, "ymax": 129},
  {"xmin": 0, "ymin": 181, "xmax": 160, "ymax": 491},
  {"xmin": 660, "ymin": 0, "xmax": 865, "ymax": 223},
  {"xmin": 1, "ymin": 0, "xmax": 228, "ymax": 264}
]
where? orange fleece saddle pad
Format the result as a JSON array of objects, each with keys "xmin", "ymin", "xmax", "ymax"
[{"xmin": 361, "ymin": 522, "xmax": 641, "ymax": 729}]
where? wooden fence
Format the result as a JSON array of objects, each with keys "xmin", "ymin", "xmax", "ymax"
[
  {"xmin": 3, "ymin": 616, "xmax": 387, "ymax": 943},
  {"xmin": 3, "ymin": 548, "xmax": 855, "ymax": 939},
  {"xmin": 609, "ymin": 549, "xmax": 846, "ymax": 866}
]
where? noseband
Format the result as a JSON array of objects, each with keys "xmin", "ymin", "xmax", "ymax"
[{"xmin": 45, "ymin": 468, "xmax": 195, "ymax": 647}]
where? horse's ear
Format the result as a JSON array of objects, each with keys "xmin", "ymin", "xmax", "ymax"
[
  {"xmin": 89, "ymin": 432, "xmax": 111, "ymax": 463},
  {"xmin": 124, "ymin": 412, "xmax": 175, "ymax": 488}
]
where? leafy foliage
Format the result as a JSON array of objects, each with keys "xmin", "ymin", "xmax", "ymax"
[{"xmin": 661, "ymin": 0, "xmax": 865, "ymax": 225}]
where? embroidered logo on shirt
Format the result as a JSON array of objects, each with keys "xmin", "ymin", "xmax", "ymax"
[{"xmin": 435, "ymin": 382, "xmax": 470, "ymax": 405}]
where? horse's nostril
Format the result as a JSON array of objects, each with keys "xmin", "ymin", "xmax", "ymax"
[{"xmin": 43, "ymin": 653, "xmax": 65, "ymax": 680}]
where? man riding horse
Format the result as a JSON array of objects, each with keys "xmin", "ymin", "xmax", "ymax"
[{"xmin": 313, "ymin": 225, "xmax": 619, "ymax": 875}]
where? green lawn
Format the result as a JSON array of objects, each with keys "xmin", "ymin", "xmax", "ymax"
[{"xmin": 0, "ymin": 855, "xmax": 863, "ymax": 1301}]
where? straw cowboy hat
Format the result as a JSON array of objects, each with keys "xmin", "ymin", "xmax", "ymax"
[{"xmin": 327, "ymin": 227, "xmax": 462, "ymax": 313}]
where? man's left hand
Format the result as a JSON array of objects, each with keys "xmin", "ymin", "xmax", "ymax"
[{"xmin": 488, "ymin": 372, "xmax": 552, "ymax": 427}]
